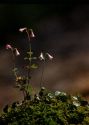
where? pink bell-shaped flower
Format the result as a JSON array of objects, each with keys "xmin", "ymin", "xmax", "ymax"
[
  {"xmin": 46, "ymin": 53, "xmax": 53, "ymax": 60},
  {"xmin": 6, "ymin": 44, "xmax": 13, "ymax": 50},
  {"xmin": 15, "ymin": 48, "xmax": 20, "ymax": 56},
  {"xmin": 19, "ymin": 27, "xmax": 27, "ymax": 32},
  {"xmin": 39, "ymin": 52, "xmax": 45, "ymax": 60},
  {"xmin": 29, "ymin": 29, "xmax": 35, "ymax": 38}
]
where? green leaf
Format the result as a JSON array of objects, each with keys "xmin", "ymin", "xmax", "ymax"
[
  {"xmin": 25, "ymin": 84, "xmax": 33, "ymax": 94},
  {"xmin": 24, "ymin": 57, "xmax": 28, "ymax": 60},
  {"xmin": 27, "ymin": 51, "xmax": 33, "ymax": 55},
  {"xmin": 31, "ymin": 64, "xmax": 38, "ymax": 69}
]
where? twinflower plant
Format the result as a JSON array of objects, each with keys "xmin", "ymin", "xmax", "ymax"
[
  {"xmin": 6, "ymin": 27, "xmax": 37, "ymax": 100},
  {"xmin": 6, "ymin": 27, "xmax": 53, "ymax": 100}
]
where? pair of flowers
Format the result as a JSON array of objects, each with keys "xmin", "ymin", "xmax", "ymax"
[
  {"xmin": 6, "ymin": 44, "xmax": 20, "ymax": 56},
  {"xmin": 19, "ymin": 27, "xmax": 53, "ymax": 60},
  {"xmin": 39, "ymin": 52, "xmax": 53, "ymax": 61},
  {"xmin": 6, "ymin": 27, "xmax": 35, "ymax": 56},
  {"xmin": 6, "ymin": 44, "xmax": 53, "ymax": 60},
  {"xmin": 19, "ymin": 27, "xmax": 35, "ymax": 38}
]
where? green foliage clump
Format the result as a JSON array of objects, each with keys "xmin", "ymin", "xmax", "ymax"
[{"xmin": 0, "ymin": 87, "xmax": 89, "ymax": 125}]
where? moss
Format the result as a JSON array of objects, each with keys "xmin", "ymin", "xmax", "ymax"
[{"xmin": 0, "ymin": 87, "xmax": 89, "ymax": 125}]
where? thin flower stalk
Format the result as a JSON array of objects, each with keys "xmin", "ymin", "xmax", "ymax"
[
  {"xmin": 26, "ymin": 29, "xmax": 32, "ymax": 85},
  {"xmin": 26, "ymin": 29, "xmax": 35, "ymax": 85},
  {"xmin": 19, "ymin": 27, "xmax": 36, "ymax": 99},
  {"xmin": 19, "ymin": 27, "xmax": 31, "ymax": 84},
  {"xmin": 39, "ymin": 52, "xmax": 45, "ymax": 87},
  {"xmin": 39, "ymin": 52, "xmax": 53, "ymax": 88},
  {"xmin": 6, "ymin": 44, "xmax": 20, "ymax": 79},
  {"xmin": 12, "ymin": 48, "xmax": 20, "ymax": 79},
  {"xmin": 40, "ymin": 59, "xmax": 45, "ymax": 88}
]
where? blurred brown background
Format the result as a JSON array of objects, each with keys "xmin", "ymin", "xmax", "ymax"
[{"xmin": 0, "ymin": 3, "xmax": 89, "ymax": 110}]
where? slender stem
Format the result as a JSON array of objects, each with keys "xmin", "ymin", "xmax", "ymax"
[
  {"xmin": 26, "ymin": 29, "xmax": 32, "ymax": 85},
  {"xmin": 40, "ymin": 60, "xmax": 45, "ymax": 88},
  {"xmin": 11, "ymin": 50, "xmax": 17, "ymax": 79},
  {"xmin": 26, "ymin": 29, "xmax": 31, "ymax": 51}
]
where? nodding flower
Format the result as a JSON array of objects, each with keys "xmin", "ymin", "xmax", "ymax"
[
  {"xmin": 29, "ymin": 29, "xmax": 35, "ymax": 38},
  {"xmin": 15, "ymin": 48, "xmax": 20, "ymax": 56},
  {"xmin": 19, "ymin": 27, "xmax": 27, "ymax": 32},
  {"xmin": 39, "ymin": 52, "xmax": 45, "ymax": 61},
  {"xmin": 46, "ymin": 53, "xmax": 53, "ymax": 60},
  {"xmin": 6, "ymin": 44, "xmax": 13, "ymax": 50}
]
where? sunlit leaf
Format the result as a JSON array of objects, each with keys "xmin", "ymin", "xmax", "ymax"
[
  {"xmin": 28, "ymin": 58, "xmax": 32, "ymax": 61},
  {"xmin": 25, "ymin": 84, "xmax": 33, "ymax": 94},
  {"xmin": 31, "ymin": 64, "xmax": 38, "ymax": 69},
  {"xmin": 27, "ymin": 51, "xmax": 33, "ymax": 55}
]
